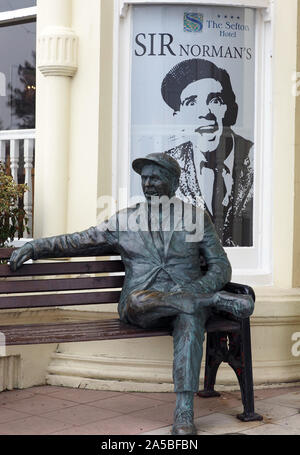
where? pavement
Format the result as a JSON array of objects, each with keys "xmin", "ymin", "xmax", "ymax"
[{"xmin": 0, "ymin": 384, "xmax": 299, "ymax": 435}]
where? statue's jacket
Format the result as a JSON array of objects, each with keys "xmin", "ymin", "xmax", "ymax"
[{"xmin": 28, "ymin": 199, "xmax": 232, "ymax": 322}]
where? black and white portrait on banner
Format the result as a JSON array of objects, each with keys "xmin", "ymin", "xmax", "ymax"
[{"xmin": 130, "ymin": 5, "xmax": 256, "ymax": 247}]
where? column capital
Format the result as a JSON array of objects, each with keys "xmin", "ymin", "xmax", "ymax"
[{"xmin": 37, "ymin": 26, "xmax": 78, "ymax": 77}]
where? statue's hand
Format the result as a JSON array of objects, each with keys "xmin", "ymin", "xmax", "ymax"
[{"xmin": 9, "ymin": 244, "xmax": 33, "ymax": 271}]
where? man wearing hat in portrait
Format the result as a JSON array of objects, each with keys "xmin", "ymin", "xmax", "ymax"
[
  {"xmin": 10, "ymin": 152, "xmax": 254, "ymax": 435},
  {"xmin": 161, "ymin": 58, "xmax": 254, "ymax": 247}
]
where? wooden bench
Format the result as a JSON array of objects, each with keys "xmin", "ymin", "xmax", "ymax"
[{"xmin": 0, "ymin": 247, "xmax": 262, "ymax": 422}]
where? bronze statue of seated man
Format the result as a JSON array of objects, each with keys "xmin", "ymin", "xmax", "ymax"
[{"xmin": 10, "ymin": 152, "xmax": 254, "ymax": 435}]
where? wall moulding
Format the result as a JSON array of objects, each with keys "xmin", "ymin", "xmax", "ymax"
[
  {"xmin": 37, "ymin": 26, "xmax": 79, "ymax": 78},
  {"xmin": 46, "ymin": 350, "xmax": 300, "ymax": 391}
]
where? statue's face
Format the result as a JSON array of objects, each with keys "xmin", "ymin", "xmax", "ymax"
[
  {"xmin": 141, "ymin": 164, "xmax": 172, "ymax": 200},
  {"xmin": 178, "ymin": 78, "xmax": 227, "ymax": 153}
]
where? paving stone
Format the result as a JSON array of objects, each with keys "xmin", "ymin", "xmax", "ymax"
[
  {"xmin": 0, "ymin": 407, "xmax": 31, "ymax": 424},
  {"xmin": 42, "ymin": 404, "xmax": 121, "ymax": 426},
  {"xmin": 0, "ymin": 415, "xmax": 72, "ymax": 435},
  {"xmin": 194, "ymin": 412, "xmax": 263, "ymax": 435},
  {"xmin": 262, "ymin": 391, "xmax": 300, "ymax": 409},
  {"xmin": 242, "ymin": 423, "xmax": 300, "ymax": 435},
  {"xmin": 225, "ymin": 401, "xmax": 299, "ymax": 423},
  {"xmin": 128, "ymin": 401, "xmax": 214, "ymax": 425},
  {"xmin": 253, "ymin": 387, "xmax": 300, "ymax": 400},
  {"xmin": 196, "ymin": 393, "xmax": 243, "ymax": 414},
  {"xmin": 0, "ymin": 389, "xmax": 35, "ymax": 404},
  {"xmin": 2, "ymin": 394, "xmax": 77, "ymax": 415},
  {"xmin": 89, "ymin": 394, "xmax": 164, "ymax": 414},
  {"xmin": 50, "ymin": 388, "xmax": 123, "ymax": 404},
  {"xmin": 1, "ymin": 385, "xmax": 299, "ymax": 435},
  {"xmin": 73, "ymin": 413, "xmax": 163, "ymax": 435},
  {"xmin": 26, "ymin": 386, "xmax": 67, "ymax": 395},
  {"xmin": 125, "ymin": 392, "xmax": 176, "ymax": 403},
  {"xmin": 140, "ymin": 425, "xmax": 213, "ymax": 435},
  {"xmin": 276, "ymin": 413, "xmax": 300, "ymax": 431}
]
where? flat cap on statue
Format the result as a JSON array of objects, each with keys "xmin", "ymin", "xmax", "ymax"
[{"xmin": 132, "ymin": 152, "xmax": 181, "ymax": 179}]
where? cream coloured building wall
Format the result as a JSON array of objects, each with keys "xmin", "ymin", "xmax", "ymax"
[
  {"xmin": 272, "ymin": 0, "xmax": 298, "ymax": 288},
  {"xmin": 293, "ymin": 3, "xmax": 300, "ymax": 289},
  {"xmin": 8, "ymin": 0, "xmax": 300, "ymax": 391},
  {"xmin": 34, "ymin": 0, "xmax": 101, "ymax": 237}
]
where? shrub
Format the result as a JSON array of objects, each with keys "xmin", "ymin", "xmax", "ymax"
[{"xmin": 0, "ymin": 162, "xmax": 29, "ymax": 248}]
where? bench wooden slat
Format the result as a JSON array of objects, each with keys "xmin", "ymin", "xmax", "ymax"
[
  {"xmin": 0, "ymin": 260, "xmax": 125, "ymax": 277},
  {"xmin": 0, "ymin": 290, "xmax": 121, "ymax": 309},
  {"xmin": 0, "ymin": 248, "xmax": 119, "ymax": 261},
  {"xmin": 0, "ymin": 275, "xmax": 125, "ymax": 294},
  {"xmin": 0, "ymin": 316, "xmax": 240, "ymax": 346},
  {"xmin": 0, "ymin": 320, "xmax": 172, "ymax": 345},
  {"xmin": 0, "ymin": 248, "xmax": 245, "ymax": 349},
  {"xmin": 0, "ymin": 248, "xmax": 14, "ymax": 259}
]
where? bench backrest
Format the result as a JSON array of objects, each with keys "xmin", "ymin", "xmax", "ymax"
[
  {"xmin": 0, "ymin": 247, "xmax": 255, "ymax": 313},
  {"xmin": 0, "ymin": 248, "xmax": 125, "ymax": 311}
]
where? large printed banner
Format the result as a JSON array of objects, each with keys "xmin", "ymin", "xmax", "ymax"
[{"xmin": 130, "ymin": 4, "xmax": 256, "ymax": 247}]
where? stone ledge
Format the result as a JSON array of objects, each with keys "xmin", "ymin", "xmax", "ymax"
[{"xmin": 46, "ymin": 352, "xmax": 300, "ymax": 392}]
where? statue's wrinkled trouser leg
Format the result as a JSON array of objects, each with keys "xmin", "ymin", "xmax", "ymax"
[
  {"xmin": 125, "ymin": 290, "xmax": 210, "ymax": 393},
  {"xmin": 124, "ymin": 289, "xmax": 254, "ymax": 392},
  {"xmin": 172, "ymin": 312, "xmax": 208, "ymax": 392},
  {"xmin": 125, "ymin": 290, "xmax": 210, "ymax": 326},
  {"xmin": 125, "ymin": 289, "xmax": 254, "ymax": 325}
]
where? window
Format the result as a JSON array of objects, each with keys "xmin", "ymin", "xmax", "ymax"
[
  {"xmin": 0, "ymin": 0, "xmax": 36, "ymax": 13},
  {"xmin": 0, "ymin": 1, "xmax": 36, "ymax": 239},
  {"xmin": 0, "ymin": 1, "xmax": 36, "ymax": 130},
  {"xmin": 130, "ymin": 4, "xmax": 255, "ymax": 249},
  {"xmin": 114, "ymin": 1, "xmax": 272, "ymax": 284}
]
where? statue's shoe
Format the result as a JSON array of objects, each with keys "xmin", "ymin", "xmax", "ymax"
[
  {"xmin": 171, "ymin": 410, "xmax": 197, "ymax": 435},
  {"xmin": 213, "ymin": 291, "xmax": 254, "ymax": 319}
]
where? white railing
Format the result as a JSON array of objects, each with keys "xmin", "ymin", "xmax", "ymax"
[{"xmin": 0, "ymin": 129, "xmax": 35, "ymax": 238}]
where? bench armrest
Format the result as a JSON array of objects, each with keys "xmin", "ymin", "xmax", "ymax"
[{"xmin": 223, "ymin": 281, "xmax": 255, "ymax": 303}]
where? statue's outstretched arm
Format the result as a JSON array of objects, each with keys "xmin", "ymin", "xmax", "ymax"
[{"xmin": 10, "ymin": 216, "xmax": 119, "ymax": 271}]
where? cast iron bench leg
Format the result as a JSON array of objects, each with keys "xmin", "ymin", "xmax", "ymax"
[
  {"xmin": 197, "ymin": 331, "xmax": 224, "ymax": 398},
  {"xmin": 232, "ymin": 318, "xmax": 263, "ymax": 422},
  {"xmin": 198, "ymin": 320, "xmax": 263, "ymax": 422}
]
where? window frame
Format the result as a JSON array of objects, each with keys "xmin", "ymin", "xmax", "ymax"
[
  {"xmin": 112, "ymin": 0, "xmax": 273, "ymax": 285},
  {"xmin": 0, "ymin": 4, "xmax": 36, "ymax": 244},
  {"xmin": 0, "ymin": 4, "xmax": 37, "ymax": 128},
  {"xmin": 0, "ymin": 6, "xmax": 36, "ymax": 26}
]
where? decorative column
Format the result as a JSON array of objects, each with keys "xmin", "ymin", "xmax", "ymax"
[{"xmin": 34, "ymin": 0, "xmax": 78, "ymax": 237}]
